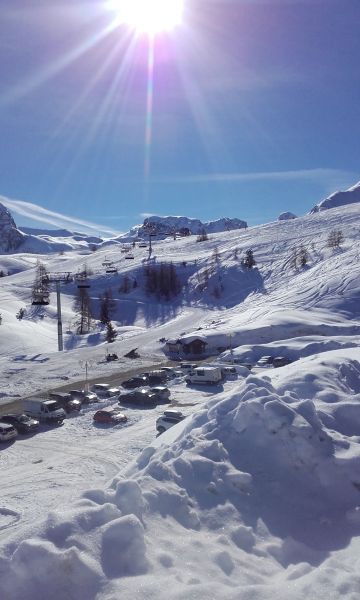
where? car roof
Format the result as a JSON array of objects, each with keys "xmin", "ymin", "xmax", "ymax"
[{"xmin": 163, "ymin": 410, "xmax": 183, "ymax": 417}]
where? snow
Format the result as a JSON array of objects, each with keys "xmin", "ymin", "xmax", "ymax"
[
  {"xmin": 278, "ymin": 211, "xmax": 297, "ymax": 220},
  {"xmin": 1, "ymin": 195, "xmax": 360, "ymax": 598},
  {"xmin": 310, "ymin": 180, "xmax": 360, "ymax": 213}
]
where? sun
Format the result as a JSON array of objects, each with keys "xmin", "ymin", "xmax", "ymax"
[{"xmin": 110, "ymin": 0, "xmax": 184, "ymax": 35}]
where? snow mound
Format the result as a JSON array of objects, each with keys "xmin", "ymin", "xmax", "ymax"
[
  {"xmin": 3, "ymin": 372, "xmax": 360, "ymax": 599},
  {"xmin": 310, "ymin": 180, "xmax": 360, "ymax": 213}
]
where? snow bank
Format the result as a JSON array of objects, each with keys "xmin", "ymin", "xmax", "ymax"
[{"xmin": 2, "ymin": 368, "xmax": 360, "ymax": 599}]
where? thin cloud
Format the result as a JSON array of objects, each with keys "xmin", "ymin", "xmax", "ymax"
[
  {"xmin": 160, "ymin": 168, "xmax": 356, "ymax": 187},
  {"xmin": 0, "ymin": 195, "xmax": 122, "ymax": 237}
]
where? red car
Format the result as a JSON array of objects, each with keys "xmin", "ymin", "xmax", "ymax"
[{"xmin": 93, "ymin": 408, "xmax": 127, "ymax": 425}]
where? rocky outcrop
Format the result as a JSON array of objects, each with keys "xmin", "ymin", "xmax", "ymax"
[
  {"xmin": 278, "ymin": 212, "xmax": 297, "ymax": 221},
  {"xmin": 0, "ymin": 202, "xmax": 24, "ymax": 253}
]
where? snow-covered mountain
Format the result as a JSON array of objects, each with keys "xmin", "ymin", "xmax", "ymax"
[
  {"xmin": 129, "ymin": 215, "xmax": 247, "ymax": 238},
  {"xmin": 278, "ymin": 211, "xmax": 297, "ymax": 221},
  {"xmin": 0, "ymin": 202, "xmax": 25, "ymax": 252},
  {"xmin": 310, "ymin": 180, "xmax": 360, "ymax": 213}
]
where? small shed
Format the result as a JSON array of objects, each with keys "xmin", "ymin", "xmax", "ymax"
[
  {"xmin": 165, "ymin": 336, "xmax": 208, "ymax": 358},
  {"xmin": 182, "ymin": 336, "xmax": 207, "ymax": 356}
]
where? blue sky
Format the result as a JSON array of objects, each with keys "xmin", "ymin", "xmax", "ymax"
[{"xmin": 0, "ymin": 0, "xmax": 359, "ymax": 235}]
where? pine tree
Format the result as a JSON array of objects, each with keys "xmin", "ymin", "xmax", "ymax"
[
  {"xmin": 32, "ymin": 261, "xmax": 49, "ymax": 303},
  {"xmin": 106, "ymin": 321, "xmax": 117, "ymax": 343},
  {"xmin": 243, "ymin": 249, "xmax": 255, "ymax": 269},
  {"xmin": 99, "ymin": 294, "xmax": 110, "ymax": 325}
]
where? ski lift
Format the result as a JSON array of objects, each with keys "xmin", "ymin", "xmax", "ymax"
[
  {"xmin": 32, "ymin": 290, "xmax": 50, "ymax": 306},
  {"xmin": 104, "ymin": 260, "xmax": 117, "ymax": 273},
  {"xmin": 102, "ymin": 257, "xmax": 112, "ymax": 267},
  {"xmin": 138, "ymin": 241, "xmax": 147, "ymax": 248},
  {"xmin": 125, "ymin": 253, "xmax": 134, "ymax": 260}
]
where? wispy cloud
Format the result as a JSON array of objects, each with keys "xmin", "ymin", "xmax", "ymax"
[
  {"xmin": 159, "ymin": 168, "xmax": 356, "ymax": 188},
  {"xmin": 0, "ymin": 195, "xmax": 122, "ymax": 237},
  {"xmin": 139, "ymin": 212, "xmax": 161, "ymax": 219}
]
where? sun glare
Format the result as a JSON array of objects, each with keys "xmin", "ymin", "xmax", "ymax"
[{"xmin": 110, "ymin": 0, "xmax": 183, "ymax": 35}]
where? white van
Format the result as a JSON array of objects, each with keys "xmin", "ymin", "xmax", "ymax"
[
  {"xmin": 23, "ymin": 398, "xmax": 66, "ymax": 425},
  {"xmin": 186, "ymin": 366, "xmax": 222, "ymax": 385}
]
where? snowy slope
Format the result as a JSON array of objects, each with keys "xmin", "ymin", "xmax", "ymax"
[{"xmin": 1, "ymin": 200, "xmax": 360, "ymax": 598}]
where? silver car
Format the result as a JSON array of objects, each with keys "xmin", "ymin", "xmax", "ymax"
[{"xmin": 0, "ymin": 423, "xmax": 17, "ymax": 443}]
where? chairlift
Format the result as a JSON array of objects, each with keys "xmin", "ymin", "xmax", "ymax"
[
  {"xmin": 138, "ymin": 241, "xmax": 147, "ymax": 248},
  {"xmin": 32, "ymin": 290, "xmax": 50, "ymax": 306},
  {"xmin": 106, "ymin": 266, "xmax": 118, "ymax": 273},
  {"xmin": 125, "ymin": 253, "xmax": 134, "ymax": 259}
]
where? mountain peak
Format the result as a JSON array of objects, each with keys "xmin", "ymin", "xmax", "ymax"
[{"xmin": 0, "ymin": 201, "xmax": 24, "ymax": 253}]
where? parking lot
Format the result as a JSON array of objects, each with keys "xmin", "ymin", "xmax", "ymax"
[{"xmin": 0, "ymin": 370, "xmax": 236, "ymax": 548}]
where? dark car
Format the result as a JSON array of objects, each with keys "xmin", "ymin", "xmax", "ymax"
[
  {"xmin": 49, "ymin": 392, "xmax": 81, "ymax": 413},
  {"xmin": 121, "ymin": 376, "xmax": 149, "ymax": 389},
  {"xmin": 272, "ymin": 356, "xmax": 292, "ymax": 368},
  {"xmin": 93, "ymin": 408, "xmax": 127, "ymax": 425},
  {"xmin": 118, "ymin": 389, "xmax": 157, "ymax": 407},
  {"xmin": 150, "ymin": 386, "xmax": 171, "ymax": 403},
  {"xmin": 68, "ymin": 390, "xmax": 98, "ymax": 404},
  {"xmin": 0, "ymin": 413, "xmax": 40, "ymax": 434},
  {"xmin": 144, "ymin": 371, "xmax": 168, "ymax": 385}
]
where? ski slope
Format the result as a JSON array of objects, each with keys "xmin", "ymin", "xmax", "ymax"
[{"xmin": 1, "ymin": 202, "xmax": 360, "ymax": 599}]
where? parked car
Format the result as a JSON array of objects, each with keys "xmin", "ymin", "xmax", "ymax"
[
  {"xmin": 118, "ymin": 389, "xmax": 157, "ymax": 407},
  {"xmin": 0, "ymin": 413, "xmax": 39, "ymax": 434},
  {"xmin": 180, "ymin": 363, "xmax": 197, "ymax": 372},
  {"xmin": 91, "ymin": 383, "xmax": 121, "ymax": 398},
  {"xmin": 186, "ymin": 366, "xmax": 223, "ymax": 385},
  {"xmin": 121, "ymin": 376, "xmax": 148, "ymax": 389},
  {"xmin": 139, "ymin": 370, "xmax": 168, "ymax": 384},
  {"xmin": 273, "ymin": 356, "xmax": 292, "ymax": 368},
  {"xmin": 220, "ymin": 366, "xmax": 238, "ymax": 379},
  {"xmin": 256, "ymin": 356, "xmax": 274, "ymax": 368},
  {"xmin": 68, "ymin": 390, "xmax": 99, "ymax": 404},
  {"xmin": 156, "ymin": 410, "xmax": 185, "ymax": 434},
  {"xmin": 93, "ymin": 407, "xmax": 127, "ymax": 425},
  {"xmin": 159, "ymin": 367, "xmax": 178, "ymax": 379},
  {"xmin": 0, "ymin": 423, "xmax": 17, "ymax": 443},
  {"xmin": 49, "ymin": 392, "xmax": 81, "ymax": 413},
  {"xmin": 150, "ymin": 386, "xmax": 171, "ymax": 403},
  {"xmin": 23, "ymin": 398, "xmax": 66, "ymax": 425}
]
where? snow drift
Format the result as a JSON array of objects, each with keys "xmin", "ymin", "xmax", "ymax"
[{"xmin": 2, "ymin": 365, "xmax": 360, "ymax": 600}]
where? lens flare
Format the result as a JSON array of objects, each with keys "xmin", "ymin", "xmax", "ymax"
[{"xmin": 110, "ymin": 0, "xmax": 183, "ymax": 35}]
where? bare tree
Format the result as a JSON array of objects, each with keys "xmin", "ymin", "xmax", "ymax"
[
  {"xmin": 327, "ymin": 229, "xmax": 344, "ymax": 249},
  {"xmin": 74, "ymin": 287, "xmax": 92, "ymax": 334}
]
